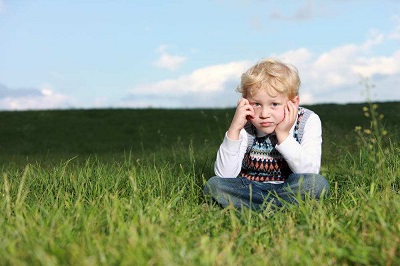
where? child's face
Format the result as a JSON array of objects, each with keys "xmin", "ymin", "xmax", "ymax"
[{"xmin": 246, "ymin": 89, "xmax": 297, "ymax": 135}]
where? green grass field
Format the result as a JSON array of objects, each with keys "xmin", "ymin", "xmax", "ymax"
[{"xmin": 0, "ymin": 101, "xmax": 399, "ymax": 265}]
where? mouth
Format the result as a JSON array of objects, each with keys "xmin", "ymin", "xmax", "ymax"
[{"xmin": 260, "ymin": 122, "xmax": 273, "ymax": 127}]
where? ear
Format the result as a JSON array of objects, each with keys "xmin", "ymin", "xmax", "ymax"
[{"xmin": 292, "ymin": 96, "xmax": 300, "ymax": 108}]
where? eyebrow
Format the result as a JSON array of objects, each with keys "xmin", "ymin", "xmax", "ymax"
[{"xmin": 248, "ymin": 96, "xmax": 279, "ymax": 103}]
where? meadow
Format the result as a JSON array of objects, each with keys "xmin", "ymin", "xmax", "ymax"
[{"xmin": 0, "ymin": 101, "xmax": 399, "ymax": 265}]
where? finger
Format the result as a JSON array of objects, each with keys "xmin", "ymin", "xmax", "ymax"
[
  {"xmin": 238, "ymin": 99, "xmax": 254, "ymax": 112},
  {"xmin": 286, "ymin": 101, "xmax": 295, "ymax": 115},
  {"xmin": 286, "ymin": 100, "xmax": 293, "ymax": 110},
  {"xmin": 283, "ymin": 103, "xmax": 294, "ymax": 124},
  {"xmin": 240, "ymin": 103, "xmax": 254, "ymax": 115},
  {"xmin": 247, "ymin": 103, "xmax": 255, "ymax": 114},
  {"xmin": 247, "ymin": 109, "xmax": 255, "ymax": 118},
  {"xmin": 242, "ymin": 98, "xmax": 251, "ymax": 107},
  {"xmin": 287, "ymin": 104, "xmax": 295, "ymax": 121},
  {"xmin": 241, "ymin": 108, "xmax": 255, "ymax": 119},
  {"xmin": 237, "ymin": 98, "xmax": 249, "ymax": 107},
  {"xmin": 286, "ymin": 102, "xmax": 293, "ymax": 115},
  {"xmin": 288, "ymin": 101, "xmax": 298, "ymax": 116},
  {"xmin": 287, "ymin": 102, "xmax": 298, "ymax": 122},
  {"xmin": 285, "ymin": 104, "xmax": 291, "ymax": 121}
]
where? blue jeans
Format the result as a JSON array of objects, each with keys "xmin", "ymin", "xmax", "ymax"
[{"xmin": 204, "ymin": 174, "xmax": 330, "ymax": 210}]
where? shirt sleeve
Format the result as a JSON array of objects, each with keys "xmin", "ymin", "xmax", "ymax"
[
  {"xmin": 275, "ymin": 113, "xmax": 322, "ymax": 174},
  {"xmin": 214, "ymin": 129, "xmax": 248, "ymax": 178}
]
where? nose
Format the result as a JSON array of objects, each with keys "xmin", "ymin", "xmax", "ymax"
[{"xmin": 260, "ymin": 106, "xmax": 270, "ymax": 118}]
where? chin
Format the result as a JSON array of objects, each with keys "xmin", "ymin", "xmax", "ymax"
[{"xmin": 260, "ymin": 128, "xmax": 275, "ymax": 135}]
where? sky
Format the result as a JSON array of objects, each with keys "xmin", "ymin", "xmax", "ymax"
[{"xmin": 0, "ymin": 0, "xmax": 400, "ymax": 110}]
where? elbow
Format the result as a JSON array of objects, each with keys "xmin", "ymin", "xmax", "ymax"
[
  {"xmin": 214, "ymin": 164, "xmax": 240, "ymax": 178},
  {"xmin": 307, "ymin": 160, "xmax": 321, "ymax": 174},
  {"xmin": 214, "ymin": 165, "xmax": 223, "ymax": 177},
  {"xmin": 290, "ymin": 160, "xmax": 321, "ymax": 174}
]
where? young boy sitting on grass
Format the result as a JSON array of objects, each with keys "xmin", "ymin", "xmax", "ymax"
[{"xmin": 204, "ymin": 58, "xmax": 330, "ymax": 210}]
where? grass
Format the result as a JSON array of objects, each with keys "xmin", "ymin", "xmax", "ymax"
[{"xmin": 0, "ymin": 101, "xmax": 399, "ymax": 265}]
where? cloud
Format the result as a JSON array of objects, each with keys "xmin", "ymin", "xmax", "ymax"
[
  {"xmin": 124, "ymin": 60, "xmax": 252, "ymax": 108},
  {"xmin": 120, "ymin": 94, "xmax": 185, "ymax": 108},
  {"xmin": 2, "ymin": 5, "xmax": 399, "ymax": 111},
  {"xmin": 134, "ymin": 61, "xmax": 252, "ymax": 94},
  {"xmin": 0, "ymin": 83, "xmax": 73, "ymax": 110},
  {"xmin": 153, "ymin": 45, "xmax": 187, "ymax": 71},
  {"xmin": 269, "ymin": 0, "xmax": 314, "ymax": 21},
  {"xmin": 124, "ymin": 24, "xmax": 400, "ymax": 108},
  {"xmin": 352, "ymin": 52, "xmax": 400, "ymax": 77},
  {"xmin": 276, "ymin": 30, "xmax": 400, "ymax": 104},
  {"xmin": 388, "ymin": 15, "xmax": 400, "ymax": 40},
  {"xmin": 0, "ymin": 0, "xmax": 5, "ymax": 13},
  {"xmin": 0, "ymin": 83, "xmax": 42, "ymax": 98}
]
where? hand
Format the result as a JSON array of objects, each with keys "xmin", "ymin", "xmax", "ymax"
[
  {"xmin": 227, "ymin": 98, "xmax": 255, "ymax": 140},
  {"xmin": 275, "ymin": 100, "xmax": 298, "ymax": 144}
]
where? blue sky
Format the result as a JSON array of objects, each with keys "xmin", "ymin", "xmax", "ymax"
[{"xmin": 0, "ymin": 0, "xmax": 399, "ymax": 110}]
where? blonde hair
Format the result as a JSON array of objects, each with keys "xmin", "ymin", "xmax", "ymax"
[{"xmin": 237, "ymin": 58, "xmax": 300, "ymax": 100}]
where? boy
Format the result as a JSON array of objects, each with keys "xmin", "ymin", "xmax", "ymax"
[{"xmin": 204, "ymin": 58, "xmax": 330, "ymax": 210}]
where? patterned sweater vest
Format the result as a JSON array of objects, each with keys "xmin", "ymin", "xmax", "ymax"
[{"xmin": 239, "ymin": 107, "xmax": 313, "ymax": 182}]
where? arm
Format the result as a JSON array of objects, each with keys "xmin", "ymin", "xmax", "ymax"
[
  {"xmin": 275, "ymin": 113, "xmax": 322, "ymax": 174},
  {"xmin": 214, "ymin": 129, "xmax": 249, "ymax": 177},
  {"xmin": 214, "ymin": 98, "xmax": 255, "ymax": 177},
  {"xmin": 227, "ymin": 98, "xmax": 255, "ymax": 140}
]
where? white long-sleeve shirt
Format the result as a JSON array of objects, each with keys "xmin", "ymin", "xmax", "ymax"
[{"xmin": 214, "ymin": 111, "xmax": 322, "ymax": 180}]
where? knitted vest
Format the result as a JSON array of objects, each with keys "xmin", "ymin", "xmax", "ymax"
[{"xmin": 239, "ymin": 107, "xmax": 313, "ymax": 182}]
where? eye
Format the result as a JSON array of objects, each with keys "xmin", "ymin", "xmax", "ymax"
[
  {"xmin": 250, "ymin": 102, "xmax": 261, "ymax": 108},
  {"xmin": 271, "ymin": 102, "xmax": 280, "ymax": 108}
]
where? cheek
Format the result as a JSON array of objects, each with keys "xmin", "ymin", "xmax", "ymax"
[
  {"xmin": 249, "ymin": 116, "xmax": 257, "ymax": 123},
  {"xmin": 276, "ymin": 110, "xmax": 285, "ymax": 121}
]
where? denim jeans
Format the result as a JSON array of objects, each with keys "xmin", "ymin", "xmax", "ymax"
[{"xmin": 204, "ymin": 174, "xmax": 330, "ymax": 210}]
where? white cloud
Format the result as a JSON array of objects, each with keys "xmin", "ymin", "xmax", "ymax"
[
  {"xmin": 0, "ymin": 94, "xmax": 70, "ymax": 110},
  {"xmin": 2, "ymin": 11, "xmax": 399, "ymax": 110},
  {"xmin": 362, "ymin": 30, "xmax": 385, "ymax": 50},
  {"xmin": 134, "ymin": 61, "xmax": 252, "ymax": 94},
  {"xmin": 352, "ymin": 52, "xmax": 400, "ymax": 77},
  {"xmin": 92, "ymin": 97, "xmax": 111, "ymax": 108},
  {"xmin": 276, "ymin": 33, "xmax": 400, "ymax": 104},
  {"xmin": 153, "ymin": 45, "xmax": 187, "ymax": 71},
  {"xmin": 0, "ymin": 83, "xmax": 72, "ymax": 110},
  {"xmin": 126, "ymin": 25, "xmax": 400, "ymax": 108},
  {"xmin": 122, "ymin": 60, "xmax": 252, "ymax": 108},
  {"xmin": 41, "ymin": 88, "xmax": 53, "ymax": 96},
  {"xmin": 388, "ymin": 15, "xmax": 400, "ymax": 40}
]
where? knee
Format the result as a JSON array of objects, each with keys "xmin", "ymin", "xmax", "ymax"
[
  {"xmin": 310, "ymin": 174, "xmax": 330, "ymax": 199},
  {"xmin": 203, "ymin": 176, "xmax": 220, "ymax": 196},
  {"xmin": 291, "ymin": 174, "xmax": 330, "ymax": 199}
]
